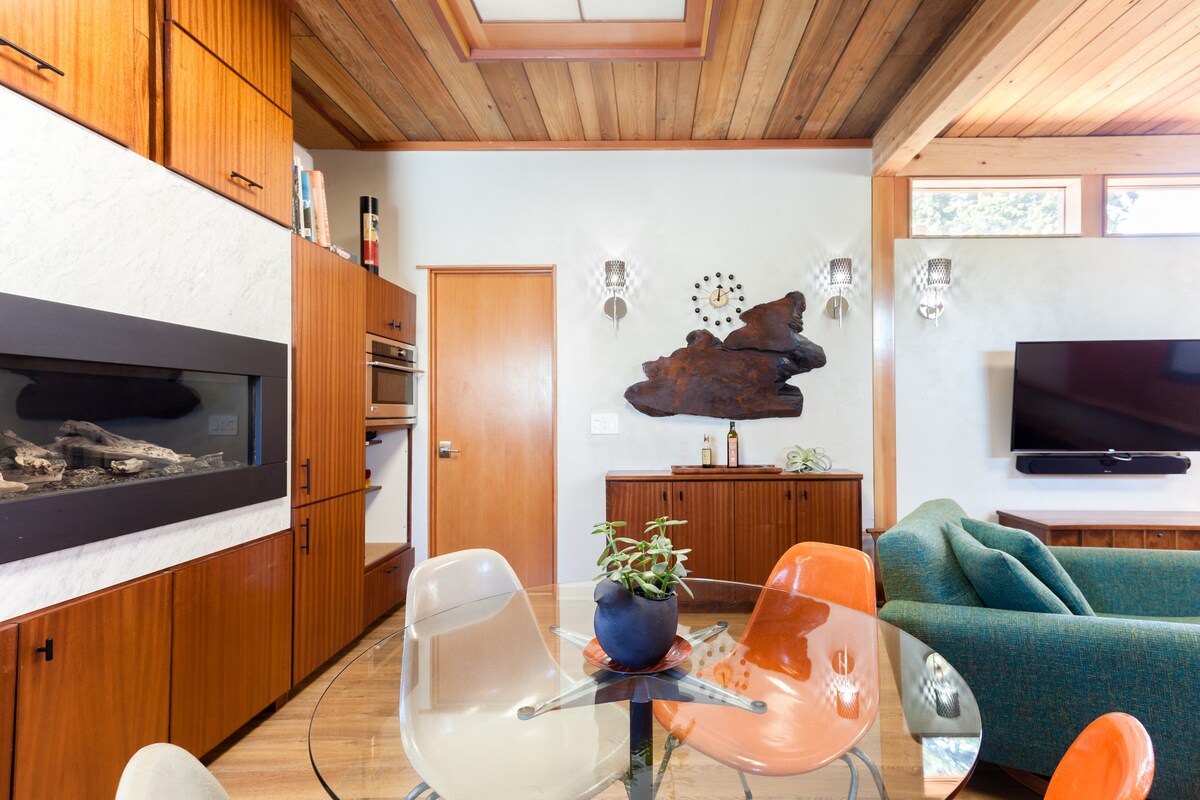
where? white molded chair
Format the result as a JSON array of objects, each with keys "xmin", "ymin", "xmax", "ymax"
[
  {"xmin": 114, "ymin": 743, "xmax": 230, "ymax": 800},
  {"xmin": 401, "ymin": 549, "xmax": 629, "ymax": 800}
]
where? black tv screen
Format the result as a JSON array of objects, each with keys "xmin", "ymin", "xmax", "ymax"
[{"xmin": 1011, "ymin": 339, "xmax": 1200, "ymax": 453}]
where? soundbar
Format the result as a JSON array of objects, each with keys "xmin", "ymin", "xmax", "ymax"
[{"xmin": 1015, "ymin": 453, "xmax": 1192, "ymax": 475}]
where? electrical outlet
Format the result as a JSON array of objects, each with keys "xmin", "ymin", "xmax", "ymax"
[
  {"xmin": 208, "ymin": 415, "xmax": 238, "ymax": 436},
  {"xmin": 590, "ymin": 413, "xmax": 619, "ymax": 435}
]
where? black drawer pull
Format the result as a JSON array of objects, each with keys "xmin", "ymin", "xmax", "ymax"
[
  {"xmin": 786, "ymin": 488, "xmax": 791, "ymax": 500},
  {"xmin": 35, "ymin": 638, "xmax": 54, "ymax": 662},
  {"xmin": 0, "ymin": 37, "xmax": 64, "ymax": 76},
  {"xmin": 678, "ymin": 491, "xmax": 684, "ymax": 502},
  {"xmin": 389, "ymin": 320, "xmax": 402, "ymax": 331},
  {"xmin": 661, "ymin": 490, "xmax": 667, "ymax": 503},
  {"xmin": 300, "ymin": 458, "xmax": 311, "ymax": 494},
  {"xmin": 230, "ymin": 170, "xmax": 264, "ymax": 190},
  {"xmin": 300, "ymin": 519, "xmax": 311, "ymax": 555}
]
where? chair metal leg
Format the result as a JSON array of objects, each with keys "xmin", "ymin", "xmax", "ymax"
[
  {"xmin": 652, "ymin": 733, "xmax": 680, "ymax": 795},
  {"xmin": 736, "ymin": 769, "xmax": 753, "ymax": 800},
  {"xmin": 848, "ymin": 747, "xmax": 889, "ymax": 800},
  {"xmin": 839, "ymin": 754, "xmax": 859, "ymax": 800},
  {"xmin": 404, "ymin": 782, "xmax": 431, "ymax": 800}
]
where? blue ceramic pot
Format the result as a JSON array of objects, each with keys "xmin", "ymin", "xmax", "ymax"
[{"xmin": 593, "ymin": 579, "xmax": 679, "ymax": 668}]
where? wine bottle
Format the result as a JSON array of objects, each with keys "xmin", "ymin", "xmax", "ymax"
[
  {"xmin": 360, "ymin": 196, "xmax": 379, "ymax": 275},
  {"xmin": 701, "ymin": 434, "xmax": 713, "ymax": 467},
  {"xmin": 727, "ymin": 422, "xmax": 739, "ymax": 468}
]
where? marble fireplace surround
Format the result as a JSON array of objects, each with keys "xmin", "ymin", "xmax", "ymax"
[{"xmin": 0, "ymin": 291, "xmax": 287, "ymax": 565}]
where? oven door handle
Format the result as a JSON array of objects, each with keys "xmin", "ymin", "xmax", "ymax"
[{"xmin": 367, "ymin": 360, "xmax": 424, "ymax": 374}]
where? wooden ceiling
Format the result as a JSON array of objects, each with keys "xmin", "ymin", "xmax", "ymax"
[{"xmin": 291, "ymin": 0, "xmax": 1200, "ymax": 164}]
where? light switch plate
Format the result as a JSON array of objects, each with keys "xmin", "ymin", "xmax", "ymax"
[{"xmin": 590, "ymin": 413, "xmax": 619, "ymax": 435}]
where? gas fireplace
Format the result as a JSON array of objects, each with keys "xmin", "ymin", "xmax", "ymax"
[{"xmin": 0, "ymin": 293, "xmax": 286, "ymax": 564}]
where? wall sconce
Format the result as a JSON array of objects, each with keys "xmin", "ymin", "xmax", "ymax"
[
  {"xmin": 825, "ymin": 258, "xmax": 853, "ymax": 326},
  {"xmin": 925, "ymin": 652, "xmax": 961, "ymax": 719},
  {"xmin": 602, "ymin": 259, "xmax": 627, "ymax": 332},
  {"xmin": 919, "ymin": 258, "xmax": 952, "ymax": 326}
]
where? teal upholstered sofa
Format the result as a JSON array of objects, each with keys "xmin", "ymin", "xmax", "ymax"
[{"xmin": 877, "ymin": 499, "xmax": 1200, "ymax": 799}]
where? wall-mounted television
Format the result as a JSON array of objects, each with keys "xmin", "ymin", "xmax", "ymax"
[{"xmin": 1011, "ymin": 339, "xmax": 1200, "ymax": 453}]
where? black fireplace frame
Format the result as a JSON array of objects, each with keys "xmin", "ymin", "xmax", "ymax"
[{"xmin": 0, "ymin": 292, "xmax": 287, "ymax": 564}]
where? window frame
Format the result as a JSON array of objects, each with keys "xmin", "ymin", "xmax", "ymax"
[
  {"xmin": 1103, "ymin": 174, "xmax": 1200, "ymax": 238},
  {"xmin": 908, "ymin": 177, "xmax": 1083, "ymax": 239}
]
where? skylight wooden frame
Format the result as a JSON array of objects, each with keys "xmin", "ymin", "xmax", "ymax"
[{"xmin": 428, "ymin": 0, "xmax": 720, "ymax": 62}]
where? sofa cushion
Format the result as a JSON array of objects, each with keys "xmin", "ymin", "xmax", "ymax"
[
  {"xmin": 961, "ymin": 518, "xmax": 1095, "ymax": 616},
  {"xmin": 944, "ymin": 522, "xmax": 1071, "ymax": 614},
  {"xmin": 877, "ymin": 499, "xmax": 983, "ymax": 607}
]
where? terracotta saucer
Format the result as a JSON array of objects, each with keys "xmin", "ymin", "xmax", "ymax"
[{"xmin": 583, "ymin": 636, "xmax": 692, "ymax": 674}]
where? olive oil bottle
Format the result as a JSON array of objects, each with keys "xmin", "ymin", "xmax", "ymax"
[{"xmin": 727, "ymin": 422, "xmax": 739, "ymax": 468}]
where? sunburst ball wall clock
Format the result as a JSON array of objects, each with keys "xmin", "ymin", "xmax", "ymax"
[{"xmin": 691, "ymin": 272, "xmax": 745, "ymax": 328}]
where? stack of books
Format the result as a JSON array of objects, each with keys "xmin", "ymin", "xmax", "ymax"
[{"xmin": 292, "ymin": 157, "xmax": 357, "ymax": 263}]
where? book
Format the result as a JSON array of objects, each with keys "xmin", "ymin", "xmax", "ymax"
[
  {"xmin": 308, "ymin": 170, "xmax": 331, "ymax": 248},
  {"xmin": 299, "ymin": 170, "xmax": 314, "ymax": 241},
  {"xmin": 291, "ymin": 156, "xmax": 303, "ymax": 234}
]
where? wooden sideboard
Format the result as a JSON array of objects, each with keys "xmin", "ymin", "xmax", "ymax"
[
  {"xmin": 997, "ymin": 510, "xmax": 1200, "ymax": 550},
  {"xmin": 606, "ymin": 470, "xmax": 863, "ymax": 586}
]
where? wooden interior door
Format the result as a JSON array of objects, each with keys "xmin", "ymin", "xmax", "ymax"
[
  {"xmin": 13, "ymin": 575, "xmax": 171, "ymax": 800},
  {"xmin": 431, "ymin": 269, "xmax": 555, "ymax": 587}
]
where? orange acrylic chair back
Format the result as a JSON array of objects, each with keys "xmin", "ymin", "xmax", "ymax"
[
  {"xmin": 1044, "ymin": 713, "xmax": 1154, "ymax": 800},
  {"xmin": 760, "ymin": 541, "xmax": 877, "ymax": 616}
]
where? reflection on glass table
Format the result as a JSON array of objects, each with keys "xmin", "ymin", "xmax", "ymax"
[{"xmin": 308, "ymin": 580, "xmax": 981, "ymax": 800}]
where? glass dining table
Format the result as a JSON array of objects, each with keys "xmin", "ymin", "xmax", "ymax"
[{"xmin": 309, "ymin": 580, "xmax": 981, "ymax": 800}]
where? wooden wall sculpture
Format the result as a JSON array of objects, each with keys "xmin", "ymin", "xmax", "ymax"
[{"xmin": 625, "ymin": 292, "xmax": 826, "ymax": 419}]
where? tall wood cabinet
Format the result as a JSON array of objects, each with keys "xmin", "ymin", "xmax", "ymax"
[
  {"xmin": 0, "ymin": 0, "xmax": 147, "ymax": 152},
  {"xmin": 0, "ymin": 625, "xmax": 14, "ymax": 800},
  {"xmin": 606, "ymin": 471, "xmax": 864, "ymax": 586},
  {"xmin": 12, "ymin": 575, "xmax": 171, "ymax": 800}
]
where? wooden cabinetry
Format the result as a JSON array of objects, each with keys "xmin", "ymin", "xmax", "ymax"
[
  {"xmin": 997, "ymin": 510, "xmax": 1200, "ymax": 550},
  {"xmin": 12, "ymin": 575, "xmax": 171, "ymax": 800},
  {"xmin": 0, "ymin": 0, "xmax": 146, "ymax": 150},
  {"xmin": 169, "ymin": 533, "xmax": 292, "ymax": 757},
  {"xmin": 292, "ymin": 237, "xmax": 366, "ymax": 505},
  {"xmin": 166, "ymin": 0, "xmax": 290, "ymax": 112},
  {"xmin": 363, "ymin": 544, "xmax": 415, "ymax": 628},
  {"xmin": 164, "ymin": 26, "xmax": 291, "ymax": 225},
  {"xmin": 0, "ymin": 625, "xmax": 14, "ymax": 800},
  {"xmin": 293, "ymin": 492, "xmax": 365, "ymax": 684},
  {"xmin": 366, "ymin": 272, "xmax": 417, "ymax": 342},
  {"xmin": 606, "ymin": 471, "xmax": 863, "ymax": 586}
]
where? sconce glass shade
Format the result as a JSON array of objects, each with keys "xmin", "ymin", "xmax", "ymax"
[
  {"xmin": 604, "ymin": 259, "xmax": 627, "ymax": 291},
  {"xmin": 825, "ymin": 258, "xmax": 852, "ymax": 322},
  {"xmin": 925, "ymin": 257, "xmax": 952, "ymax": 289}
]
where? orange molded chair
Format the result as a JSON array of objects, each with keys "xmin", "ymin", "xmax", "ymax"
[
  {"xmin": 655, "ymin": 542, "xmax": 883, "ymax": 799},
  {"xmin": 1044, "ymin": 713, "xmax": 1154, "ymax": 800}
]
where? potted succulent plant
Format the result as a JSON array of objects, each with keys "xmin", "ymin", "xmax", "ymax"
[{"xmin": 591, "ymin": 516, "xmax": 692, "ymax": 668}]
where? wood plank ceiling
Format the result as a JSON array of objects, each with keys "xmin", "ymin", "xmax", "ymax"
[{"xmin": 290, "ymin": 0, "xmax": 1200, "ymax": 151}]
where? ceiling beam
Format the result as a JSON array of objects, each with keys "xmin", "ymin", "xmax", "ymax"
[
  {"xmin": 357, "ymin": 138, "xmax": 871, "ymax": 151},
  {"xmin": 900, "ymin": 135, "xmax": 1200, "ymax": 176},
  {"xmin": 871, "ymin": 0, "xmax": 1082, "ymax": 176}
]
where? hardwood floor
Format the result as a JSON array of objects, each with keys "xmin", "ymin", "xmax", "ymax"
[{"xmin": 206, "ymin": 607, "xmax": 1041, "ymax": 800}]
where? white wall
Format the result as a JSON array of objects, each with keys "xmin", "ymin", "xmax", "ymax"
[
  {"xmin": 312, "ymin": 148, "xmax": 875, "ymax": 582},
  {"xmin": 895, "ymin": 237, "xmax": 1200, "ymax": 520},
  {"xmin": 0, "ymin": 88, "xmax": 292, "ymax": 620}
]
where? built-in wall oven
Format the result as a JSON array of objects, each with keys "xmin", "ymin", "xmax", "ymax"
[{"xmin": 366, "ymin": 334, "xmax": 417, "ymax": 422}]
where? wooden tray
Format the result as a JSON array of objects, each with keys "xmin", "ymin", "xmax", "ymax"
[{"xmin": 670, "ymin": 465, "xmax": 782, "ymax": 474}]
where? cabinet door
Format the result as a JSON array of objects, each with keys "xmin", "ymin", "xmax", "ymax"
[
  {"xmin": 13, "ymin": 575, "xmax": 171, "ymax": 800},
  {"xmin": 363, "ymin": 546, "xmax": 415, "ymax": 628},
  {"xmin": 293, "ymin": 237, "xmax": 366, "ymax": 504},
  {"xmin": 733, "ymin": 481, "xmax": 799, "ymax": 585},
  {"xmin": 293, "ymin": 493, "xmax": 365, "ymax": 684},
  {"xmin": 165, "ymin": 26, "xmax": 291, "ymax": 225},
  {"xmin": 0, "ymin": 625, "xmax": 14, "ymax": 800},
  {"xmin": 0, "ymin": 0, "xmax": 142, "ymax": 148},
  {"xmin": 166, "ymin": 0, "xmax": 290, "ymax": 112},
  {"xmin": 366, "ymin": 272, "xmax": 416, "ymax": 341},
  {"xmin": 605, "ymin": 481, "xmax": 672, "ymax": 541},
  {"xmin": 170, "ymin": 533, "xmax": 292, "ymax": 757},
  {"xmin": 799, "ymin": 480, "xmax": 863, "ymax": 549},
  {"xmin": 672, "ymin": 482, "xmax": 735, "ymax": 581}
]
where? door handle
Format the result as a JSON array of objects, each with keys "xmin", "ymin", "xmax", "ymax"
[
  {"xmin": 0, "ymin": 37, "xmax": 64, "ymax": 75},
  {"xmin": 438, "ymin": 441, "xmax": 460, "ymax": 458}
]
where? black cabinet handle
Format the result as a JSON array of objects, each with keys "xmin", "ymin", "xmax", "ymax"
[
  {"xmin": 803, "ymin": 489, "xmax": 808, "ymax": 501},
  {"xmin": 661, "ymin": 490, "xmax": 667, "ymax": 503},
  {"xmin": 0, "ymin": 37, "xmax": 64, "ymax": 76},
  {"xmin": 678, "ymin": 490, "xmax": 684, "ymax": 502},
  {"xmin": 300, "ymin": 519, "xmax": 310, "ymax": 555},
  {"xmin": 300, "ymin": 458, "xmax": 311, "ymax": 494},
  {"xmin": 389, "ymin": 320, "xmax": 402, "ymax": 331},
  {"xmin": 786, "ymin": 488, "xmax": 791, "ymax": 500},
  {"xmin": 35, "ymin": 638, "xmax": 54, "ymax": 662},
  {"xmin": 385, "ymin": 565, "xmax": 400, "ymax": 574},
  {"xmin": 230, "ymin": 170, "xmax": 264, "ymax": 190}
]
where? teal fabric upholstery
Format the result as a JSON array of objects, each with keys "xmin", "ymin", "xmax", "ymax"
[
  {"xmin": 944, "ymin": 522, "xmax": 1071, "ymax": 614},
  {"xmin": 961, "ymin": 517, "xmax": 1095, "ymax": 616},
  {"xmin": 876, "ymin": 499, "xmax": 983, "ymax": 607},
  {"xmin": 879, "ymin": 501, "xmax": 1200, "ymax": 799}
]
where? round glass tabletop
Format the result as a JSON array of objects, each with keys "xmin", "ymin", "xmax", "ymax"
[{"xmin": 309, "ymin": 580, "xmax": 981, "ymax": 800}]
